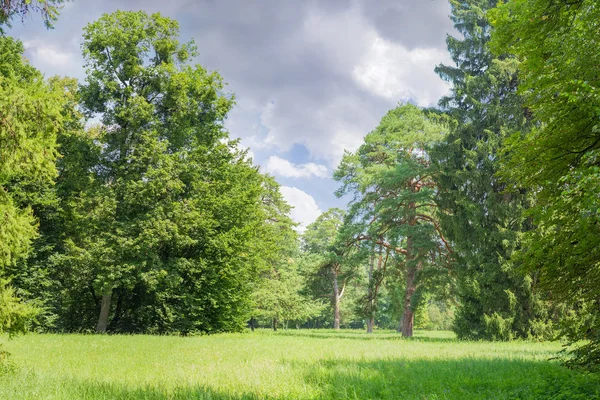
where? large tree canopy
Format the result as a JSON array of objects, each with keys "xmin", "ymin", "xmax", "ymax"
[
  {"xmin": 431, "ymin": 0, "xmax": 554, "ymax": 341},
  {"xmin": 26, "ymin": 10, "xmax": 286, "ymax": 334},
  {"xmin": 335, "ymin": 104, "xmax": 451, "ymax": 336},
  {"xmin": 490, "ymin": 0, "xmax": 600, "ymax": 369}
]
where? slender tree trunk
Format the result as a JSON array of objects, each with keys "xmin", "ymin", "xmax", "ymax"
[
  {"xmin": 96, "ymin": 292, "xmax": 112, "ymax": 334},
  {"xmin": 273, "ymin": 317, "xmax": 278, "ymax": 331},
  {"xmin": 333, "ymin": 267, "xmax": 341, "ymax": 330},
  {"xmin": 250, "ymin": 317, "xmax": 255, "ymax": 331},
  {"xmin": 400, "ymin": 232, "xmax": 419, "ymax": 337},
  {"xmin": 366, "ymin": 245, "xmax": 375, "ymax": 333}
]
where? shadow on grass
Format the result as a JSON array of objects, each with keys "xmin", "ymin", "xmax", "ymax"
[
  {"xmin": 274, "ymin": 330, "xmax": 457, "ymax": 343},
  {"xmin": 296, "ymin": 357, "xmax": 600, "ymax": 400},
  {"xmin": 3, "ymin": 357, "xmax": 599, "ymax": 399},
  {"xmin": 1, "ymin": 378, "xmax": 269, "ymax": 400}
]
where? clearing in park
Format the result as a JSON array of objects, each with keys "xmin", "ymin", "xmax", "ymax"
[{"xmin": 1, "ymin": 330, "xmax": 598, "ymax": 399}]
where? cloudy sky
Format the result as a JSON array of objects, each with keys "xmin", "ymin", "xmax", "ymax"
[{"xmin": 9, "ymin": 0, "xmax": 456, "ymax": 230}]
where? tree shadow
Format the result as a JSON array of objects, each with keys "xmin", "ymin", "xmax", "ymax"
[
  {"xmin": 274, "ymin": 330, "xmax": 457, "ymax": 343},
  {"xmin": 3, "ymin": 355, "xmax": 598, "ymax": 399},
  {"xmin": 59, "ymin": 358, "xmax": 597, "ymax": 399},
  {"xmin": 4, "ymin": 379, "xmax": 270, "ymax": 400},
  {"xmin": 295, "ymin": 357, "xmax": 600, "ymax": 400}
]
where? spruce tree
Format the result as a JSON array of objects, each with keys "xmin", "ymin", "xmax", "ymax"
[{"xmin": 432, "ymin": 0, "xmax": 552, "ymax": 340}]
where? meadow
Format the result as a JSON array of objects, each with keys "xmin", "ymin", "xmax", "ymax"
[{"xmin": 0, "ymin": 330, "xmax": 598, "ymax": 399}]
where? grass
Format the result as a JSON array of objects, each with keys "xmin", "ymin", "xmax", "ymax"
[{"xmin": 0, "ymin": 329, "xmax": 598, "ymax": 399}]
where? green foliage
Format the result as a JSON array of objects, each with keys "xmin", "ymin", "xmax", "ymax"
[
  {"xmin": 490, "ymin": 0, "xmax": 600, "ymax": 368},
  {"xmin": 0, "ymin": 36, "xmax": 64, "ymax": 269},
  {"xmin": 251, "ymin": 180, "xmax": 323, "ymax": 329},
  {"xmin": 335, "ymin": 104, "xmax": 451, "ymax": 334},
  {"xmin": 13, "ymin": 11, "xmax": 289, "ymax": 334},
  {"xmin": 0, "ymin": 35, "xmax": 69, "ymax": 340},
  {"xmin": 0, "ymin": 0, "xmax": 65, "ymax": 29},
  {"xmin": 432, "ymin": 0, "xmax": 555, "ymax": 341},
  {"xmin": 0, "ymin": 282, "xmax": 38, "ymax": 336}
]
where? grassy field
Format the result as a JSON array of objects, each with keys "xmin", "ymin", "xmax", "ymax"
[{"xmin": 1, "ymin": 330, "xmax": 598, "ymax": 399}]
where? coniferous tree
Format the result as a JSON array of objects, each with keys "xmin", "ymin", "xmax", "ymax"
[
  {"xmin": 432, "ymin": 0, "xmax": 553, "ymax": 340},
  {"xmin": 336, "ymin": 104, "xmax": 451, "ymax": 336}
]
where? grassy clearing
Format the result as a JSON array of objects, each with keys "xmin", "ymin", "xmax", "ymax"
[{"xmin": 0, "ymin": 330, "xmax": 598, "ymax": 399}]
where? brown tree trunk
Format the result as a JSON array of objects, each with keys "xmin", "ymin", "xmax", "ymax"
[
  {"xmin": 250, "ymin": 317, "xmax": 255, "ymax": 332},
  {"xmin": 273, "ymin": 317, "xmax": 278, "ymax": 331},
  {"xmin": 400, "ymin": 233, "xmax": 419, "ymax": 338},
  {"xmin": 333, "ymin": 267, "xmax": 341, "ymax": 330},
  {"xmin": 96, "ymin": 292, "xmax": 112, "ymax": 334},
  {"xmin": 401, "ymin": 307, "xmax": 414, "ymax": 338}
]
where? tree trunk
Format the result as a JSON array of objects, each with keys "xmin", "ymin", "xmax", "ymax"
[
  {"xmin": 108, "ymin": 289, "xmax": 124, "ymax": 331},
  {"xmin": 273, "ymin": 317, "xmax": 278, "ymax": 331},
  {"xmin": 367, "ymin": 317, "xmax": 374, "ymax": 333},
  {"xmin": 366, "ymin": 245, "xmax": 375, "ymax": 333},
  {"xmin": 401, "ymin": 268, "xmax": 417, "ymax": 337},
  {"xmin": 96, "ymin": 292, "xmax": 112, "ymax": 334},
  {"xmin": 333, "ymin": 268, "xmax": 341, "ymax": 330},
  {"xmin": 250, "ymin": 317, "xmax": 255, "ymax": 332},
  {"xmin": 401, "ymin": 306, "xmax": 414, "ymax": 338}
]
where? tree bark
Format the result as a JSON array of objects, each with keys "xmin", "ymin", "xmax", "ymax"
[
  {"xmin": 250, "ymin": 317, "xmax": 255, "ymax": 331},
  {"xmin": 333, "ymin": 267, "xmax": 341, "ymax": 330},
  {"xmin": 96, "ymin": 292, "xmax": 112, "ymax": 334},
  {"xmin": 400, "ymin": 233, "xmax": 418, "ymax": 338},
  {"xmin": 273, "ymin": 317, "xmax": 278, "ymax": 331},
  {"xmin": 367, "ymin": 317, "xmax": 374, "ymax": 333}
]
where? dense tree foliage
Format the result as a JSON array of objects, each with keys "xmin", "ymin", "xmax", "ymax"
[
  {"xmin": 0, "ymin": 35, "xmax": 71, "ymax": 335},
  {"xmin": 5, "ymin": 11, "xmax": 296, "ymax": 335},
  {"xmin": 302, "ymin": 208, "xmax": 359, "ymax": 330},
  {"xmin": 490, "ymin": 0, "xmax": 600, "ymax": 370},
  {"xmin": 431, "ymin": 0, "xmax": 554, "ymax": 340},
  {"xmin": 335, "ymin": 104, "xmax": 452, "ymax": 336}
]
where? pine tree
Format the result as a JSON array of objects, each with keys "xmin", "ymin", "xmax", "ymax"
[{"xmin": 336, "ymin": 104, "xmax": 451, "ymax": 336}]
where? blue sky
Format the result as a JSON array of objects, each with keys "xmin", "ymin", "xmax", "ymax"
[{"xmin": 8, "ymin": 0, "xmax": 456, "ymax": 230}]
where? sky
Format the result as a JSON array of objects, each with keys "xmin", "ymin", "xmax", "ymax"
[{"xmin": 8, "ymin": 0, "xmax": 456, "ymax": 231}]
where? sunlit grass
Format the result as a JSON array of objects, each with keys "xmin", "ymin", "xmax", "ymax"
[{"xmin": 1, "ymin": 330, "xmax": 598, "ymax": 399}]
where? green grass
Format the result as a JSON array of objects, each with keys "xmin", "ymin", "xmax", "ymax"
[{"xmin": 1, "ymin": 330, "xmax": 598, "ymax": 399}]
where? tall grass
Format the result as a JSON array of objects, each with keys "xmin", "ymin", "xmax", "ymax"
[{"xmin": 1, "ymin": 330, "xmax": 598, "ymax": 399}]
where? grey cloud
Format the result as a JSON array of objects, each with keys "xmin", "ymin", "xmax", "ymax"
[
  {"xmin": 10, "ymin": 0, "xmax": 454, "ymax": 166},
  {"xmin": 358, "ymin": 0, "xmax": 455, "ymax": 49}
]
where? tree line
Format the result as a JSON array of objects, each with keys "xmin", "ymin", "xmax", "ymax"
[{"xmin": 0, "ymin": 0, "xmax": 598, "ymax": 371}]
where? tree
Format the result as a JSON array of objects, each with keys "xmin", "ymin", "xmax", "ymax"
[
  {"xmin": 250, "ymin": 176, "xmax": 321, "ymax": 330},
  {"xmin": 44, "ymin": 11, "xmax": 269, "ymax": 334},
  {"xmin": 490, "ymin": 0, "xmax": 600, "ymax": 369},
  {"xmin": 335, "ymin": 104, "xmax": 451, "ymax": 337},
  {"xmin": 0, "ymin": 36, "xmax": 66, "ymax": 335},
  {"xmin": 431, "ymin": 0, "xmax": 552, "ymax": 340},
  {"xmin": 0, "ymin": 0, "xmax": 65, "ymax": 29},
  {"xmin": 303, "ymin": 208, "xmax": 354, "ymax": 330}
]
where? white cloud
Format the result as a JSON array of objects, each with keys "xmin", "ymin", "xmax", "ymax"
[
  {"xmin": 264, "ymin": 155, "xmax": 328, "ymax": 179},
  {"xmin": 23, "ymin": 40, "xmax": 76, "ymax": 70},
  {"xmin": 352, "ymin": 36, "xmax": 452, "ymax": 106},
  {"xmin": 249, "ymin": 4, "xmax": 452, "ymax": 167},
  {"xmin": 279, "ymin": 186, "xmax": 322, "ymax": 232}
]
